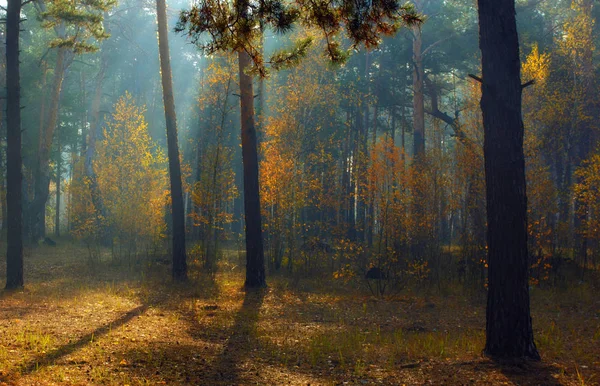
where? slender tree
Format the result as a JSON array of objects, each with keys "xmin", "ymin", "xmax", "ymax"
[
  {"xmin": 5, "ymin": 0, "xmax": 24, "ymax": 289},
  {"xmin": 156, "ymin": 0, "xmax": 188, "ymax": 280},
  {"xmin": 55, "ymin": 136, "xmax": 61, "ymax": 237},
  {"xmin": 477, "ymin": 0, "xmax": 540, "ymax": 359}
]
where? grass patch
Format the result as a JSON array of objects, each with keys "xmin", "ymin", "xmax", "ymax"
[{"xmin": 0, "ymin": 243, "xmax": 596, "ymax": 385}]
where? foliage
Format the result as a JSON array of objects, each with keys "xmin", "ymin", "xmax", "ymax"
[
  {"xmin": 176, "ymin": 0, "xmax": 420, "ymax": 75},
  {"xmin": 574, "ymin": 149, "xmax": 600, "ymax": 255},
  {"xmin": 68, "ymin": 93, "xmax": 168, "ymax": 262},
  {"xmin": 191, "ymin": 54, "xmax": 239, "ymax": 269}
]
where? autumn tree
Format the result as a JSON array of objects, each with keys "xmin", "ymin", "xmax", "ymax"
[
  {"xmin": 260, "ymin": 35, "xmax": 340, "ymax": 272},
  {"xmin": 192, "ymin": 55, "xmax": 239, "ymax": 271},
  {"xmin": 574, "ymin": 149, "xmax": 600, "ymax": 276},
  {"xmin": 69, "ymin": 94, "xmax": 169, "ymax": 263},
  {"xmin": 177, "ymin": 0, "xmax": 419, "ymax": 288},
  {"xmin": 477, "ymin": 0, "xmax": 539, "ymax": 359}
]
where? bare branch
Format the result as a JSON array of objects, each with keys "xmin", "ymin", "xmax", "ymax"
[
  {"xmin": 521, "ymin": 79, "xmax": 535, "ymax": 89},
  {"xmin": 422, "ymin": 34, "xmax": 455, "ymax": 57},
  {"xmin": 468, "ymin": 74, "xmax": 483, "ymax": 83}
]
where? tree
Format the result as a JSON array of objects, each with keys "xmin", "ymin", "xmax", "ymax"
[
  {"xmin": 29, "ymin": 0, "xmax": 113, "ymax": 242},
  {"xmin": 69, "ymin": 93, "xmax": 169, "ymax": 263},
  {"xmin": 156, "ymin": 0, "xmax": 187, "ymax": 281},
  {"xmin": 177, "ymin": 0, "xmax": 419, "ymax": 288},
  {"xmin": 5, "ymin": 0, "xmax": 24, "ymax": 289},
  {"xmin": 192, "ymin": 55, "xmax": 238, "ymax": 272},
  {"xmin": 477, "ymin": 0, "xmax": 539, "ymax": 359},
  {"xmin": 238, "ymin": 49, "xmax": 266, "ymax": 287}
]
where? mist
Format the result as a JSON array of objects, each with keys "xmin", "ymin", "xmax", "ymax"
[{"xmin": 0, "ymin": 0, "xmax": 599, "ymax": 384}]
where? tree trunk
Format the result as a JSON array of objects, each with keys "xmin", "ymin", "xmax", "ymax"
[
  {"xmin": 80, "ymin": 71, "xmax": 88, "ymax": 156},
  {"xmin": 32, "ymin": 47, "xmax": 70, "ymax": 242},
  {"xmin": 238, "ymin": 50, "xmax": 266, "ymax": 288},
  {"xmin": 0, "ymin": 124, "xmax": 7, "ymax": 236},
  {"xmin": 55, "ymin": 137, "xmax": 61, "ymax": 238},
  {"xmin": 86, "ymin": 55, "xmax": 107, "ymax": 218},
  {"xmin": 5, "ymin": 0, "xmax": 24, "ymax": 289},
  {"xmin": 157, "ymin": 0, "xmax": 188, "ymax": 281},
  {"xmin": 478, "ymin": 0, "xmax": 539, "ymax": 360},
  {"xmin": 412, "ymin": 25, "xmax": 425, "ymax": 157}
]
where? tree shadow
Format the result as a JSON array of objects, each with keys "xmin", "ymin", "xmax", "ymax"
[
  {"xmin": 208, "ymin": 287, "xmax": 266, "ymax": 384},
  {"xmin": 1, "ymin": 304, "xmax": 149, "ymax": 382},
  {"xmin": 451, "ymin": 358, "xmax": 564, "ymax": 386},
  {"xmin": 495, "ymin": 359, "xmax": 564, "ymax": 386}
]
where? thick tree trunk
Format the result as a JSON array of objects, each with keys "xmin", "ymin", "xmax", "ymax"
[
  {"xmin": 157, "ymin": 0, "xmax": 187, "ymax": 281},
  {"xmin": 478, "ymin": 0, "xmax": 539, "ymax": 360},
  {"xmin": 5, "ymin": 0, "xmax": 24, "ymax": 289},
  {"xmin": 238, "ymin": 50, "xmax": 266, "ymax": 288},
  {"xmin": 412, "ymin": 25, "xmax": 425, "ymax": 157}
]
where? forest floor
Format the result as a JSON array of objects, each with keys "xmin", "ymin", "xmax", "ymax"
[{"xmin": 0, "ymin": 242, "xmax": 598, "ymax": 385}]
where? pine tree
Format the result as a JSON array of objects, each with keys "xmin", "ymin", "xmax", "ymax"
[{"xmin": 477, "ymin": 0, "xmax": 540, "ymax": 360}]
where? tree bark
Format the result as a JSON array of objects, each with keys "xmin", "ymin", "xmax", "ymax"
[
  {"xmin": 5, "ymin": 0, "xmax": 24, "ymax": 289},
  {"xmin": 412, "ymin": 25, "xmax": 425, "ymax": 157},
  {"xmin": 157, "ymin": 0, "xmax": 188, "ymax": 281},
  {"xmin": 477, "ymin": 0, "xmax": 539, "ymax": 360},
  {"xmin": 238, "ymin": 50, "xmax": 266, "ymax": 288}
]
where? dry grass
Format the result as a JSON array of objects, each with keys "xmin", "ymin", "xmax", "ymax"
[{"xmin": 0, "ymin": 241, "xmax": 597, "ymax": 385}]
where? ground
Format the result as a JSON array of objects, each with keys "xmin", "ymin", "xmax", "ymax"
[{"xmin": 0, "ymin": 242, "xmax": 598, "ymax": 385}]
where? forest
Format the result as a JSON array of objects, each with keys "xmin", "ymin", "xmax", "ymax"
[{"xmin": 1, "ymin": 0, "xmax": 600, "ymax": 384}]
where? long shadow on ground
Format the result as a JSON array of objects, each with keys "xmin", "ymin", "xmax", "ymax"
[
  {"xmin": 209, "ymin": 288, "xmax": 266, "ymax": 384},
  {"xmin": 0, "ymin": 304, "xmax": 149, "ymax": 383}
]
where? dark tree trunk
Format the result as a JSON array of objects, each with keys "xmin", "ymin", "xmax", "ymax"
[
  {"xmin": 477, "ymin": 0, "xmax": 539, "ymax": 360},
  {"xmin": 5, "ymin": 0, "xmax": 24, "ymax": 289},
  {"xmin": 0, "ymin": 130, "xmax": 7, "ymax": 236},
  {"xmin": 412, "ymin": 25, "xmax": 425, "ymax": 157},
  {"xmin": 238, "ymin": 50, "xmax": 266, "ymax": 288},
  {"xmin": 157, "ymin": 0, "xmax": 187, "ymax": 281}
]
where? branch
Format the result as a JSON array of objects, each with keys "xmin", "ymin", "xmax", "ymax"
[
  {"xmin": 424, "ymin": 74, "xmax": 481, "ymax": 158},
  {"xmin": 73, "ymin": 59, "xmax": 94, "ymax": 67},
  {"xmin": 422, "ymin": 34, "xmax": 455, "ymax": 57},
  {"xmin": 468, "ymin": 74, "xmax": 483, "ymax": 83},
  {"xmin": 521, "ymin": 79, "xmax": 535, "ymax": 89},
  {"xmin": 39, "ymin": 48, "xmax": 51, "ymax": 67}
]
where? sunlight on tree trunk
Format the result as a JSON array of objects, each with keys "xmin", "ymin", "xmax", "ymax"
[{"xmin": 156, "ymin": 0, "xmax": 187, "ymax": 281}]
